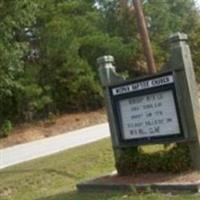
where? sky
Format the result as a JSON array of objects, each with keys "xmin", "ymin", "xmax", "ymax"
[{"xmin": 195, "ymin": 0, "xmax": 200, "ymax": 8}]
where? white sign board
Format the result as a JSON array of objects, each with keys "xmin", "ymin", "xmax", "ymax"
[{"xmin": 118, "ymin": 90, "xmax": 181, "ymax": 140}]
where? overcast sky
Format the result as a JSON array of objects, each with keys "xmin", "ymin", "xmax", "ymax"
[{"xmin": 195, "ymin": 0, "xmax": 200, "ymax": 8}]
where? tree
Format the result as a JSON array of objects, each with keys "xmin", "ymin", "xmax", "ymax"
[
  {"xmin": 97, "ymin": 0, "xmax": 200, "ymax": 74},
  {"xmin": 0, "ymin": 0, "xmax": 39, "ymax": 122},
  {"xmin": 1, "ymin": 0, "xmax": 200, "ymax": 125},
  {"xmin": 144, "ymin": 0, "xmax": 200, "ymax": 70},
  {"xmin": 33, "ymin": 0, "xmax": 105, "ymax": 112}
]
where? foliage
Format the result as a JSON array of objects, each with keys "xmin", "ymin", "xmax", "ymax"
[
  {"xmin": 34, "ymin": 0, "xmax": 105, "ymax": 112},
  {"xmin": 116, "ymin": 144, "xmax": 192, "ymax": 175},
  {"xmin": 0, "ymin": 0, "xmax": 39, "ymax": 122},
  {"xmin": 144, "ymin": 0, "xmax": 199, "ymax": 68},
  {"xmin": 0, "ymin": 0, "xmax": 200, "ymax": 125},
  {"xmin": 0, "ymin": 120, "xmax": 13, "ymax": 138}
]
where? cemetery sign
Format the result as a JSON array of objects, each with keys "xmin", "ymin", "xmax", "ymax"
[{"xmin": 109, "ymin": 72, "xmax": 184, "ymax": 146}]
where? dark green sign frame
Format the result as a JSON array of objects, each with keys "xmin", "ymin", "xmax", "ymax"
[{"xmin": 109, "ymin": 72, "xmax": 185, "ymax": 147}]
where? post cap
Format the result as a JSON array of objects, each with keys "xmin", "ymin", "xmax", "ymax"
[
  {"xmin": 169, "ymin": 32, "xmax": 188, "ymax": 43},
  {"xmin": 97, "ymin": 55, "xmax": 114, "ymax": 66}
]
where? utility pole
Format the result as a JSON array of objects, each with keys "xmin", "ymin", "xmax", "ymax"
[{"xmin": 132, "ymin": 0, "xmax": 157, "ymax": 74}]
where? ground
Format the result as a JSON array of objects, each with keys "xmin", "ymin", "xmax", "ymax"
[
  {"xmin": 0, "ymin": 109, "xmax": 107, "ymax": 149},
  {"xmin": 1, "ymin": 139, "xmax": 200, "ymax": 200},
  {"xmin": 87, "ymin": 170, "xmax": 200, "ymax": 184}
]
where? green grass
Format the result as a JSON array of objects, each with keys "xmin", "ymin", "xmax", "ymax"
[{"xmin": 0, "ymin": 139, "xmax": 200, "ymax": 200}]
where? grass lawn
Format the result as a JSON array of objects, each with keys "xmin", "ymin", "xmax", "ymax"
[{"xmin": 0, "ymin": 139, "xmax": 200, "ymax": 200}]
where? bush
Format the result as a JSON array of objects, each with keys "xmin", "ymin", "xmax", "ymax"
[
  {"xmin": 0, "ymin": 120, "xmax": 13, "ymax": 138},
  {"xmin": 116, "ymin": 144, "xmax": 192, "ymax": 175}
]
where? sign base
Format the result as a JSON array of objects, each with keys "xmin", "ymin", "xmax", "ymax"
[{"xmin": 77, "ymin": 171, "xmax": 200, "ymax": 193}]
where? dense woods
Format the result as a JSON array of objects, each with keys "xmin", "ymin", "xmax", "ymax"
[{"xmin": 0, "ymin": 0, "xmax": 200, "ymax": 131}]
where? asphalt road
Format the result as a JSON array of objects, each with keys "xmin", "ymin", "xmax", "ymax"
[{"xmin": 0, "ymin": 123, "xmax": 110, "ymax": 170}]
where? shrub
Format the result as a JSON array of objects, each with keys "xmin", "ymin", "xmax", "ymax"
[
  {"xmin": 0, "ymin": 120, "xmax": 13, "ymax": 138},
  {"xmin": 116, "ymin": 144, "xmax": 192, "ymax": 175}
]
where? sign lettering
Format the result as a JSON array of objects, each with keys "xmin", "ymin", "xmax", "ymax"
[
  {"xmin": 119, "ymin": 90, "xmax": 180, "ymax": 140},
  {"xmin": 112, "ymin": 75, "xmax": 174, "ymax": 96}
]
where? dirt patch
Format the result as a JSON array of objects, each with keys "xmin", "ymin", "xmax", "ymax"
[
  {"xmin": 98, "ymin": 171, "xmax": 200, "ymax": 184},
  {"xmin": 0, "ymin": 109, "xmax": 107, "ymax": 149}
]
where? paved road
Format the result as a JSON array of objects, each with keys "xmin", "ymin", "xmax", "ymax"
[{"xmin": 0, "ymin": 123, "xmax": 110, "ymax": 170}]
